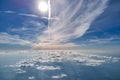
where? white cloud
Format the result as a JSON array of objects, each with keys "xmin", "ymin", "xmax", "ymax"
[
  {"xmin": 0, "ymin": 11, "xmax": 16, "ymax": 13},
  {"xmin": 52, "ymin": 74, "xmax": 67, "ymax": 79},
  {"xmin": 38, "ymin": 0, "xmax": 108, "ymax": 43},
  {"xmin": 0, "ymin": 0, "xmax": 109, "ymax": 49},
  {"xmin": 0, "ymin": 10, "xmax": 39, "ymax": 18},
  {"xmin": 10, "ymin": 20, "xmax": 46, "ymax": 32},
  {"xmin": 6, "ymin": 50, "xmax": 120, "ymax": 71},
  {"xmin": 33, "ymin": 43, "xmax": 79, "ymax": 49},
  {"xmin": 16, "ymin": 69, "xmax": 26, "ymax": 74},
  {"xmin": 0, "ymin": 32, "xmax": 31, "ymax": 45},
  {"xmin": 18, "ymin": 13, "xmax": 39, "ymax": 18},
  {"xmin": 88, "ymin": 36, "xmax": 120, "ymax": 43},
  {"xmin": 28, "ymin": 76, "xmax": 35, "ymax": 80},
  {"xmin": 36, "ymin": 66, "xmax": 61, "ymax": 70}
]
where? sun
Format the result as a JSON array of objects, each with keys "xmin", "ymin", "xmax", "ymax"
[{"xmin": 38, "ymin": 1, "xmax": 48, "ymax": 13}]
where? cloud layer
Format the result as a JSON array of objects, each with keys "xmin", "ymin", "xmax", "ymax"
[
  {"xmin": 0, "ymin": 32, "xmax": 31, "ymax": 45},
  {"xmin": 0, "ymin": 0, "xmax": 109, "ymax": 49}
]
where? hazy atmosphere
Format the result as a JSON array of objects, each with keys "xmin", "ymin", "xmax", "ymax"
[{"xmin": 0, "ymin": 0, "xmax": 120, "ymax": 80}]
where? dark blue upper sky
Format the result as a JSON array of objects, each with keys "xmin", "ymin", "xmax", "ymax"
[{"xmin": 0, "ymin": 0, "xmax": 120, "ymax": 51}]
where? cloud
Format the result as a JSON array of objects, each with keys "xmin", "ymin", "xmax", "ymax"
[
  {"xmin": 38, "ymin": 0, "xmax": 108, "ymax": 43},
  {"xmin": 10, "ymin": 20, "xmax": 46, "ymax": 32},
  {"xmin": 36, "ymin": 66, "xmax": 61, "ymax": 70},
  {"xmin": 0, "ymin": 32, "xmax": 31, "ymax": 45},
  {"xmin": 88, "ymin": 36, "xmax": 120, "ymax": 43},
  {"xmin": 0, "ymin": 0, "xmax": 109, "ymax": 49},
  {"xmin": 52, "ymin": 74, "xmax": 67, "ymax": 79},
  {"xmin": 0, "ymin": 11, "xmax": 16, "ymax": 13},
  {"xmin": 0, "ymin": 10, "xmax": 57, "ymax": 19},
  {"xmin": 18, "ymin": 13, "xmax": 39, "ymax": 18},
  {"xmin": 28, "ymin": 76, "xmax": 35, "ymax": 80},
  {"xmin": 9, "ymin": 20, "xmax": 47, "ymax": 43},
  {"xmin": 33, "ymin": 43, "xmax": 79, "ymax": 49},
  {"xmin": 6, "ymin": 50, "xmax": 120, "ymax": 71},
  {"xmin": 0, "ymin": 10, "xmax": 39, "ymax": 18}
]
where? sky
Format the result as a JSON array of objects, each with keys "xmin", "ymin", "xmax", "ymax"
[{"xmin": 0, "ymin": 0, "xmax": 120, "ymax": 52}]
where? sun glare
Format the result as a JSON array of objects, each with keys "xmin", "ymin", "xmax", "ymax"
[{"xmin": 38, "ymin": 1, "xmax": 48, "ymax": 13}]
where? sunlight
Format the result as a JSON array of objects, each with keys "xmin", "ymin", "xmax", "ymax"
[{"xmin": 38, "ymin": 1, "xmax": 48, "ymax": 13}]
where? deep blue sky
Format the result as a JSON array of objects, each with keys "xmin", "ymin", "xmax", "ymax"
[{"xmin": 0, "ymin": 0, "xmax": 120, "ymax": 51}]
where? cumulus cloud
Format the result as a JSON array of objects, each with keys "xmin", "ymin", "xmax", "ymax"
[
  {"xmin": 36, "ymin": 66, "xmax": 61, "ymax": 70},
  {"xmin": 52, "ymin": 74, "xmax": 67, "ymax": 79},
  {"xmin": 4, "ymin": 50, "xmax": 120, "ymax": 79},
  {"xmin": 28, "ymin": 76, "xmax": 35, "ymax": 80},
  {"xmin": 7, "ymin": 50, "xmax": 120, "ymax": 71}
]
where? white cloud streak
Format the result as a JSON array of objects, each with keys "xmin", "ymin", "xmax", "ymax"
[
  {"xmin": 38, "ymin": 0, "xmax": 108, "ymax": 43},
  {"xmin": 18, "ymin": 13, "xmax": 39, "ymax": 18},
  {"xmin": 0, "ymin": 10, "xmax": 59, "ymax": 20},
  {"xmin": 0, "ymin": 11, "xmax": 16, "ymax": 13},
  {"xmin": 0, "ymin": 0, "xmax": 109, "ymax": 49},
  {"xmin": 0, "ymin": 11, "xmax": 39, "ymax": 18},
  {"xmin": 88, "ymin": 36, "xmax": 120, "ymax": 43},
  {"xmin": 0, "ymin": 32, "xmax": 31, "ymax": 45}
]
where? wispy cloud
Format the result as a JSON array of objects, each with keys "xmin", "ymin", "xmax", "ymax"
[
  {"xmin": 0, "ymin": 0, "xmax": 109, "ymax": 49},
  {"xmin": 33, "ymin": 42, "xmax": 79, "ymax": 50},
  {"xmin": 0, "ymin": 10, "xmax": 39, "ymax": 18},
  {"xmin": 0, "ymin": 11, "xmax": 16, "ymax": 13},
  {"xmin": 88, "ymin": 36, "xmax": 120, "ymax": 44},
  {"xmin": 38, "ymin": 0, "xmax": 108, "ymax": 43},
  {"xmin": 10, "ymin": 20, "xmax": 46, "ymax": 32},
  {"xmin": 18, "ymin": 13, "xmax": 39, "ymax": 18},
  {"xmin": 0, "ymin": 32, "xmax": 31, "ymax": 45}
]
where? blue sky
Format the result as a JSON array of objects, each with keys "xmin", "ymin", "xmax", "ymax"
[{"xmin": 0, "ymin": 0, "xmax": 120, "ymax": 52}]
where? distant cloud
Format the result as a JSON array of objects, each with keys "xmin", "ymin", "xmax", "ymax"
[
  {"xmin": 33, "ymin": 43, "xmax": 79, "ymax": 50},
  {"xmin": 7, "ymin": 50, "xmax": 120, "ymax": 71},
  {"xmin": 28, "ymin": 76, "xmax": 35, "ymax": 80},
  {"xmin": 36, "ymin": 66, "xmax": 61, "ymax": 70},
  {"xmin": 0, "ymin": 32, "xmax": 31, "ymax": 45},
  {"xmin": 0, "ymin": 10, "xmax": 14, "ymax": 13},
  {"xmin": 52, "ymin": 74, "xmax": 67, "ymax": 79},
  {"xmin": 88, "ymin": 36, "xmax": 120, "ymax": 43}
]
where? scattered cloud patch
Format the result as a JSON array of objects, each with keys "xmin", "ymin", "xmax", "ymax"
[
  {"xmin": 7, "ymin": 50, "xmax": 120, "ymax": 70},
  {"xmin": 28, "ymin": 76, "xmax": 35, "ymax": 80},
  {"xmin": 52, "ymin": 74, "xmax": 67, "ymax": 79},
  {"xmin": 36, "ymin": 66, "xmax": 60, "ymax": 70}
]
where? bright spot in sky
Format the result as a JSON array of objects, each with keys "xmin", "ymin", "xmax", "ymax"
[{"xmin": 38, "ymin": 1, "xmax": 48, "ymax": 13}]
